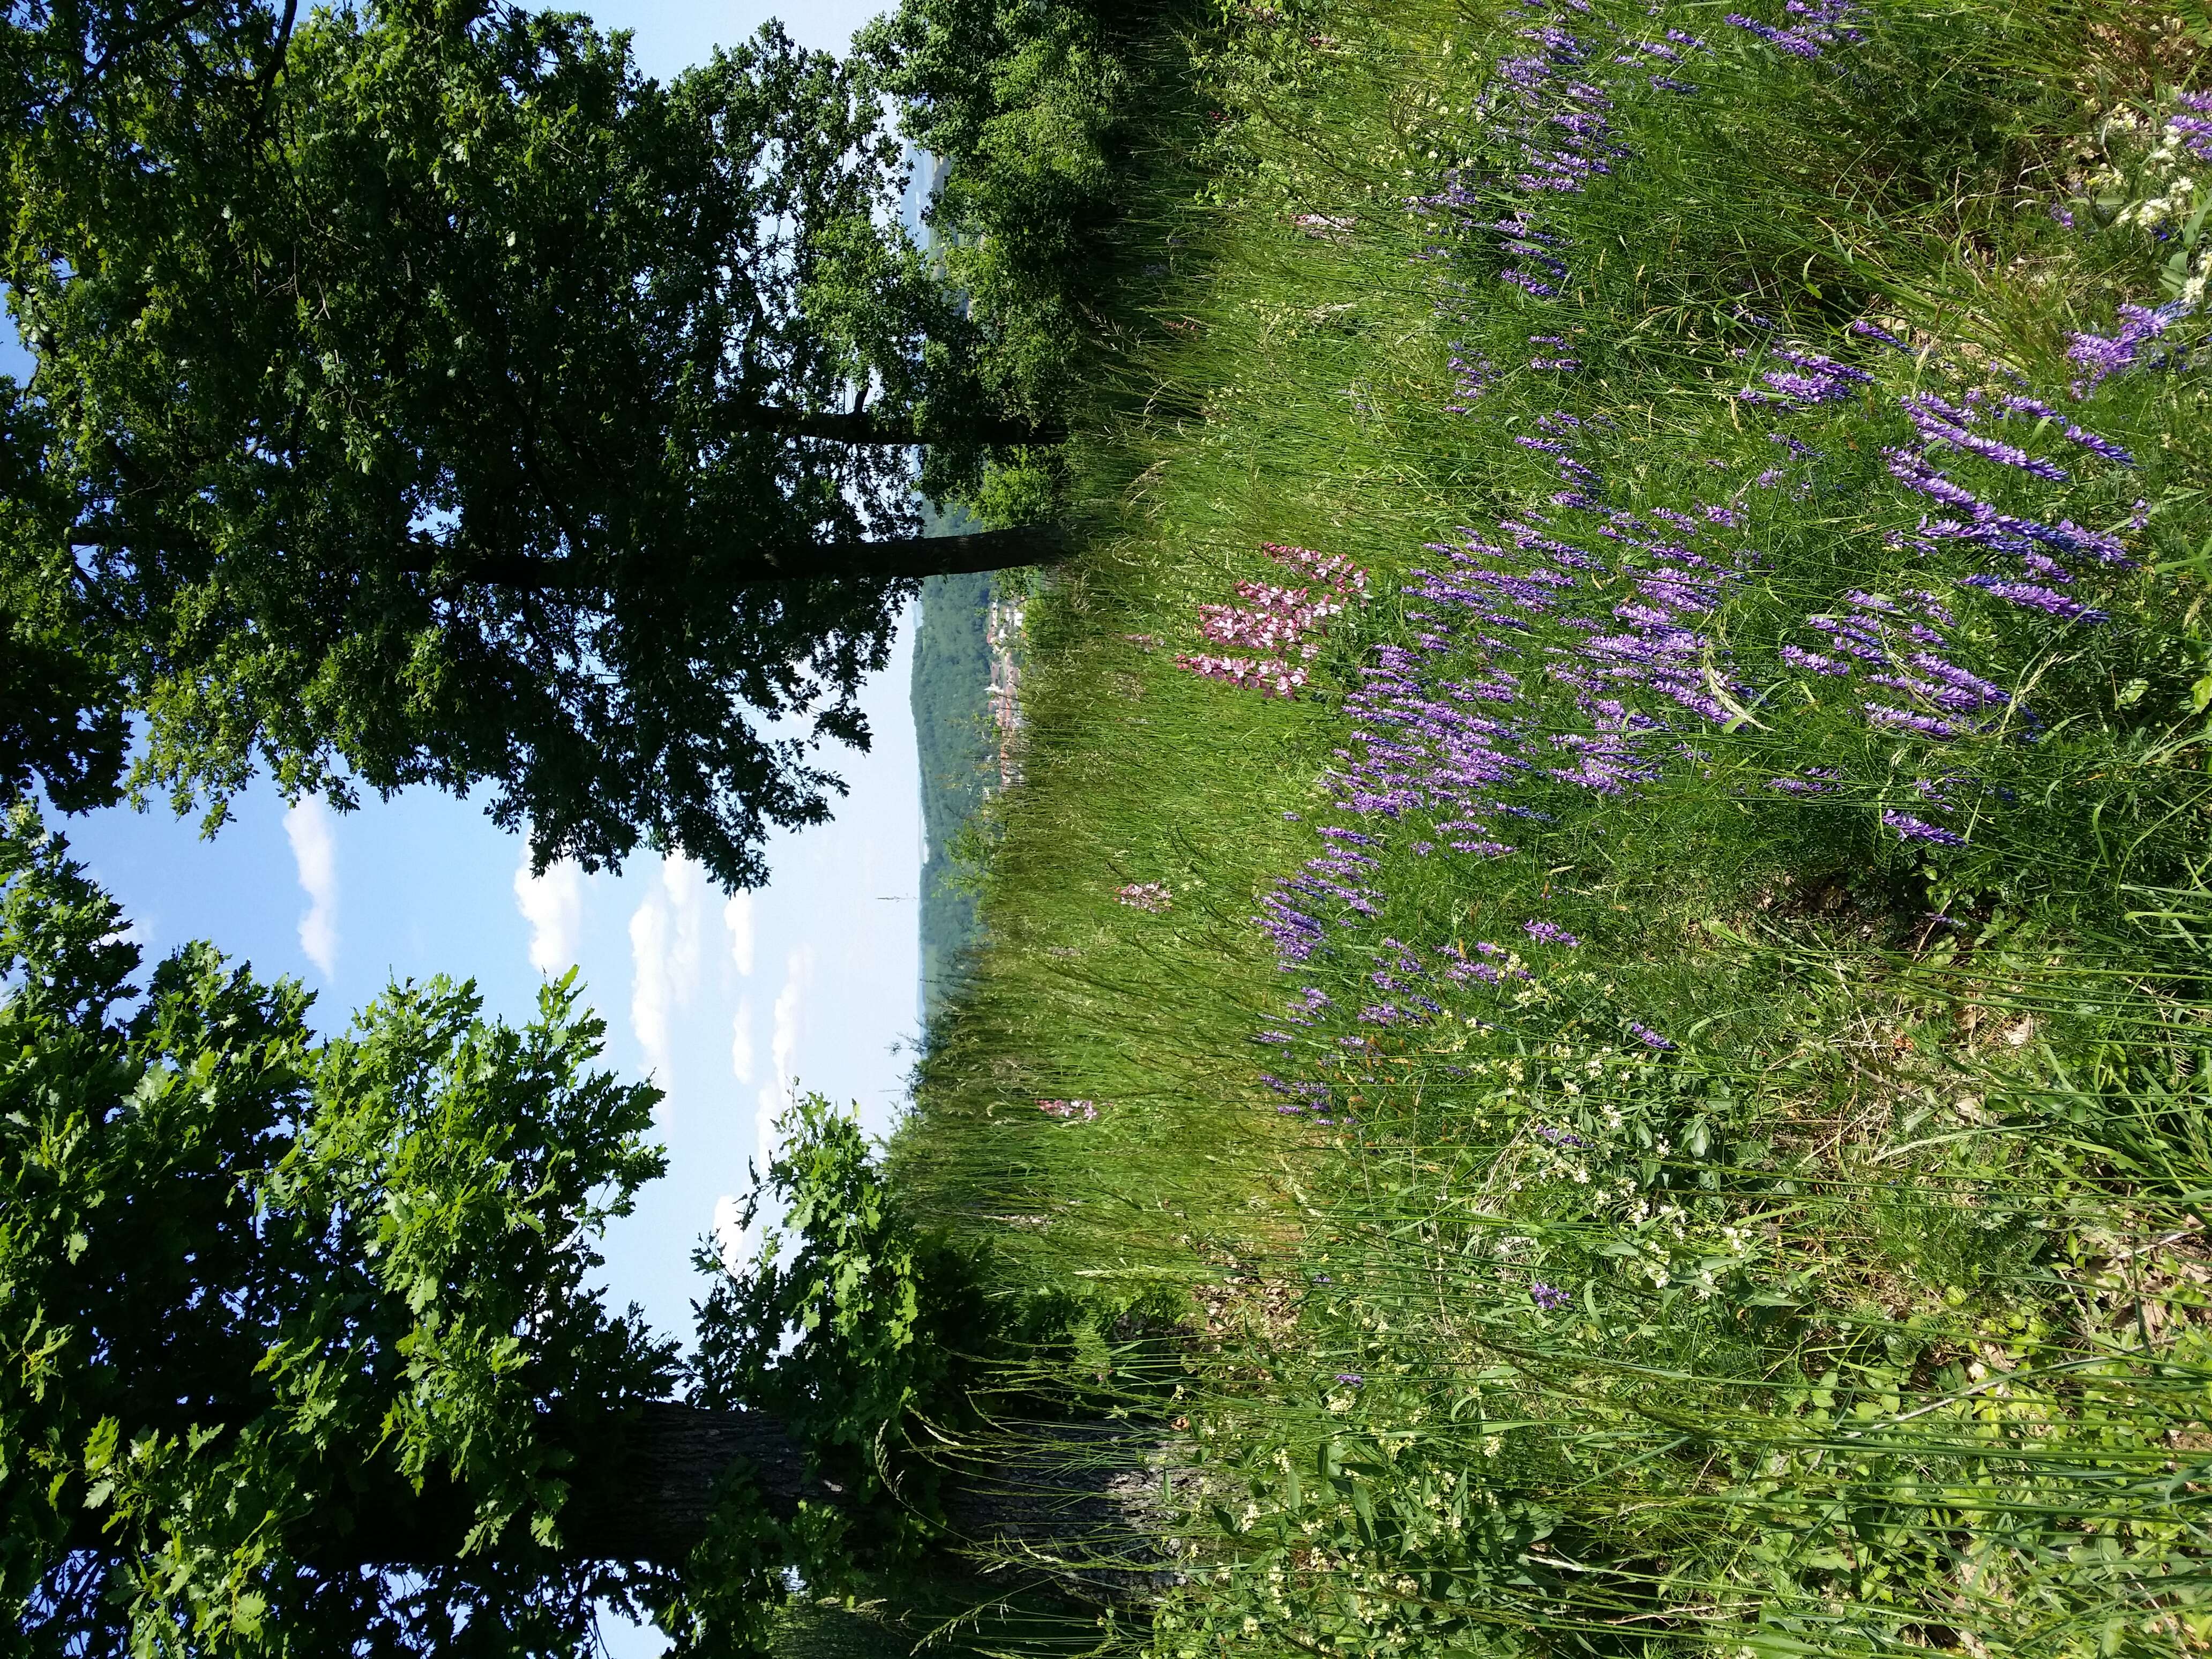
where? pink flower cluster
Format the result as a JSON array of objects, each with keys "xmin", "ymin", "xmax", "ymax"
[
  {"xmin": 1197, "ymin": 581, "xmax": 1350, "ymax": 656},
  {"xmin": 1179, "ymin": 543, "xmax": 1369, "ymax": 699},
  {"xmin": 1264, "ymin": 541, "xmax": 1369, "ymax": 593},
  {"xmin": 1117, "ymin": 881, "xmax": 1172, "ymax": 911},
  {"xmin": 1177, "ymin": 654, "xmax": 1312, "ymax": 697},
  {"xmin": 1037, "ymin": 1098, "xmax": 1099, "ymax": 1121}
]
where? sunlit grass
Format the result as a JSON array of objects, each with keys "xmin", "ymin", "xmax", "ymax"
[{"xmin": 892, "ymin": 1, "xmax": 2212, "ymax": 1653}]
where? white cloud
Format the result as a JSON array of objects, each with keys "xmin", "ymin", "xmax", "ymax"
[
  {"xmin": 629, "ymin": 853, "xmax": 712, "ymax": 1086},
  {"xmin": 513, "ymin": 850, "xmax": 584, "ymax": 975},
  {"xmin": 663, "ymin": 855, "xmax": 709, "ymax": 974},
  {"xmin": 756, "ymin": 1083, "xmax": 787, "ymax": 1170},
  {"xmin": 283, "ymin": 797, "xmax": 339, "ymax": 976},
  {"xmin": 769, "ymin": 946, "xmax": 813, "ymax": 1096},
  {"xmin": 730, "ymin": 996, "xmax": 755, "ymax": 1085},
  {"xmin": 711, "ymin": 1192, "xmax": 747, "ymax": 1276},
  {"xmin": 742, "ymin": 948, "xmax": 818, "ymax": 1190},
  {"xmin": 628, "ymin": 897, "xmax": 672, "ymax": 1080},
  {"xmin": 723, "ymin": 891, "xmax": 755, "ymax": 978}
]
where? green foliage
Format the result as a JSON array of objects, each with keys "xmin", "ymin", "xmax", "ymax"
[
  {"xmin": 0, "ymin": 0, "xmax": 1018, "ymax": 887},
  {"xmin": 860, "ymin": 0, "xmax": 1204, "ymax": 478},
  {"xmin": 695, "ymin": 1095, "xmax": 985, "ymax": 1509},
  {"xmin": 675, "ymin": 1095, "xmax": 995, "ymax": 1651},
  {"xmin": 0, "ymin": 379, "xmax": 123, "ymax": 812},
  {"xmin": 0, "ymin": 804, "xmax": 677, "ymax": 1654}
]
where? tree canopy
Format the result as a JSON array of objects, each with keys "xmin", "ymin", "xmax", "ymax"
[
  {"xmin": 0, "ymin": 805, "xmax": 1027, "ymax": 1654},
  {"xmin": 0, "ymin": 0, "xmax": 1057, "ymax": 888},
  {"xmin": 0, "ymin": 803, "xmax": 681, "ymax": 1651}
]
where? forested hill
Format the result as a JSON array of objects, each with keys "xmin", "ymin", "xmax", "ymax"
[{"xmin": 909, "ymin": 500, "xmax": 994, "ymax": 1028}]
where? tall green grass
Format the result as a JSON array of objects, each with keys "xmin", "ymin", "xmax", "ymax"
[{"xmin": 892, "ymin": 2, "xmax": 2212, "ymax": 1653}]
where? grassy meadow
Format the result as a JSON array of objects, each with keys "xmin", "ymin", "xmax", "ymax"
[{"xmin": 890, "ymin": 1, "xmax": 2212, "ymax": 1653}]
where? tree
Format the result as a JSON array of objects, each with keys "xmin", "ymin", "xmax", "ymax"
[
  {"xmin": 855, "ymin": 0, "xmax": 1190, "ymax": 439},
  {"xmin": 0, "ymin": 387, "xmax": 125, "ymax": 813},
  {"xmin": 0, "ymin": 810, "xmax": 1170, "ymax": 1656},
  {"xmin": 0, "ymin": 0, "xmax": 1065, "ymax": 890}
]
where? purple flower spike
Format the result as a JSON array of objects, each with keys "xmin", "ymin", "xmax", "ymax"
[
  {"xmin": 1957, "ymin": 576, "xmax": 2108, "ymax": 623},
  {"xmin": 1780, "ymin": 644, "xmax": 1850, "ymax": 676},
  {"xmin": 1767, "ymin": 768, "xmax": 1841, "ymax": 796},
  {"xmin": 1864, "ymin": 703, "xmax": 1964, "ymax": 739},
  {"xmin": 1529, "ymin": 1281, "xmax": 1571, "ymax": 1311},
  {"xmin": 1627, "ymin": 1021, "xmax": 1673, "ymax": 1049},
  {"xmin": 1850, "ymin": 318, "xmax": 1909, "ymax": 351},
  {"xmin": 2067, "ymin": 300, "xmax": 2195, "ymax": 397},
  {"xmin": 1881, "ymin": 810, "xmax": 1966, "ymax": 847},
  {"xmin": 1523, "ymin": 920, "xmax": 1580, "ymax": 947}
]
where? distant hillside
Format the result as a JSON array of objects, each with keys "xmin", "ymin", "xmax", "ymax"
[{"xmin": 910, "ymin": 502, "xmax": 994, "ymax": 1030}]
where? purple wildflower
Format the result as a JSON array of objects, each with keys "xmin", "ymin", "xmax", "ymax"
[
  {"xmin": 1901, "ymin": 394, "xmax": 2070, "ymax": 481},
  {"xmin": 1766, "ymin": 768, "xmax": 1841, "ymax": 796},
  {"xmin": 2067, "ymin": 300, "xmax": 2195, "ymax": 396},
  {"xmin": 1523, "ymin": 920, "xmax": 1580, "ymax": 947},
  {"xmin": 2179, "ymin": 91, "xmax": 2212, "ymax": 161},
  {"xmin": 1850, "ymin": 318, "xmax": 1909, "ymax": 351},
  {"xmin": 1780, "ymin": 644, "xmax": 1850, "ymax": 676},
  {"xmin": 1529, "ymin": 1281, "xmax": 1571, "ymax": 1311},
  {"xmin": 1957, "ymin": 576, "xmax": 2109, "ymax": 623},
  {"xmin": 1863, "ymin": 703, "xmax": 1964, "ymax": 739},
  {"xmin": 1997, "ymin": 395, "xmax": 2137, "ymax": 467},
  {"xmin": 1884, "ymin": 447, "xmax": 1986, "ymax": 512},
  {"xmin": 1881, "ymin": 810, "xmax": 1966, "ymax": 847}
]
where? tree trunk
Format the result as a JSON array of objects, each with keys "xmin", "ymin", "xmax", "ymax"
[
  {"xmin": 933, "ymin": 1417, "xmax": 1191, "ymax": 1600},
  {"xmin": 559, "ymin": 1401, "xmax": 826, "ymax": 1566},
  {"xmin": 735, "ymin": 407, "xmax": 1064, "ymax": 449},
  {"xmin": 749, "ymin": 526, "xmax": 1068, "ymax": 584},
  {"xmin": 397, "ymin": 524, "xmax": 1070, "ymax": 594},
  {"xmin": 64, "ymin": 1401, "xmax": 1179, "ymax": 1591},
  {"xmin": 567, "ymin": 1404, "xmax": 1180, "ymax": 1597}
]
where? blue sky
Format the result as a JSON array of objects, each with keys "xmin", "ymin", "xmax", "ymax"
[
  {"xmin": 8, "ymin": 10, "xmax": 920, "ymax": 1634},
  {"xmin": 586, "ymin": 0, "xmax": 886, "ymax": 81}
]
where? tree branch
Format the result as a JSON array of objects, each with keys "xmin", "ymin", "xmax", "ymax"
[
  {"xmin": 56, "ymin": 1401, "xmax": 1179, "ymax": 1590},
  {"xmin": 744, "ymin": 525, "xmax": 1069, "ymax": 582},
  {"xmin": 406, "ymin": 525, "xmax": 1070, "ymax": 594},
  {"xmin": 733, "ymin": 406, "xmax": 1064, "ymax": 449},
  {"xmin": 246, "ymin": 0, "xmax": 302, "ymax": 146}
]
